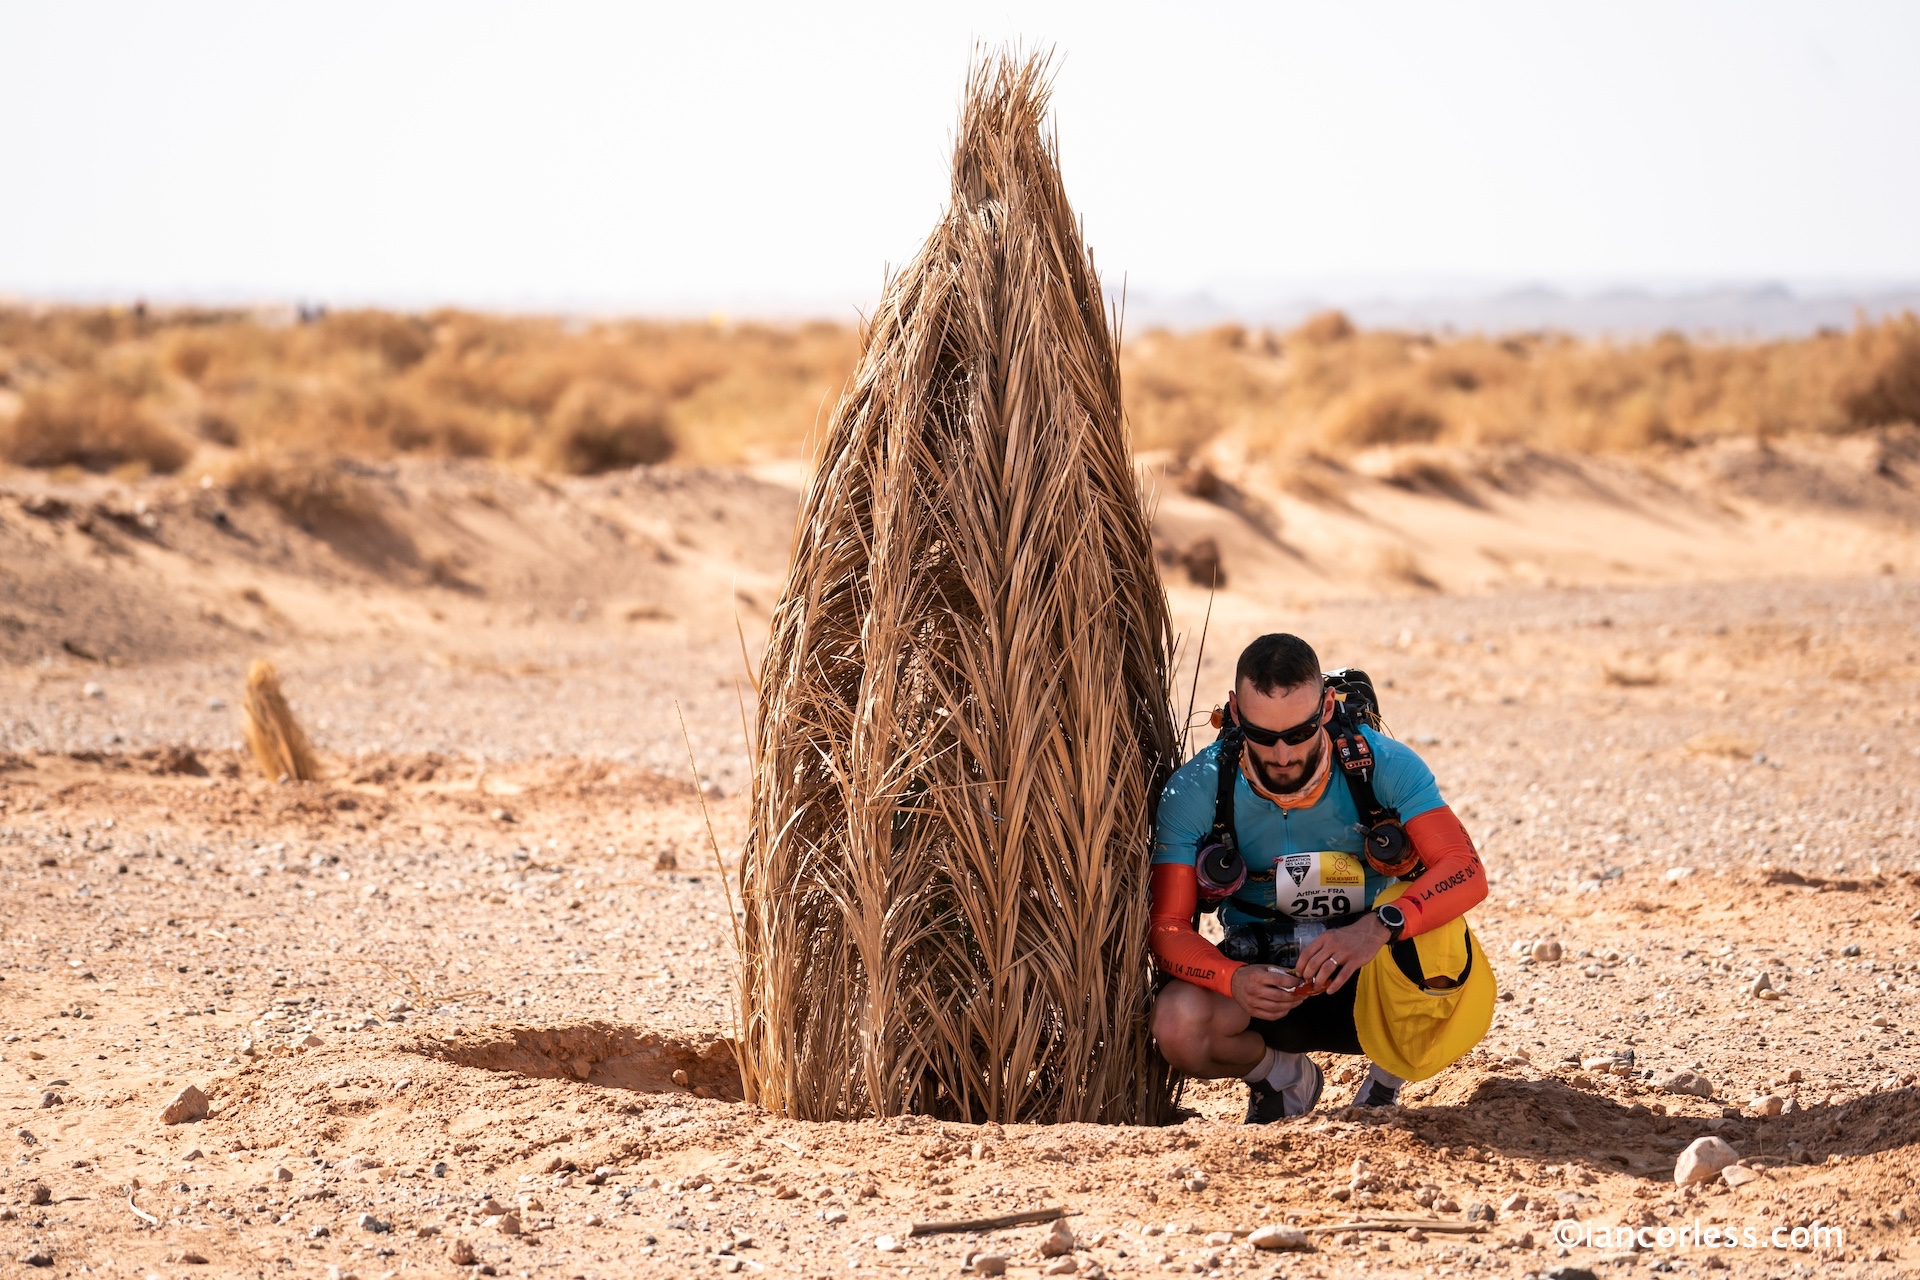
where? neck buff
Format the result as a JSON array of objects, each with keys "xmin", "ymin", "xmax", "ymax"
[{"xmin": 1241, "ymin": 729, "xmax": 1332, "ymax": 810}]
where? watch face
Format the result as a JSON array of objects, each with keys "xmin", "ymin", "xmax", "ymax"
[{"xmin": 1379, "ymin": 905, "xmax": 1404, "ymax": 927}]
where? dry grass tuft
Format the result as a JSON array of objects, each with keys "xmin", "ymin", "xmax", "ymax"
[
  {"xmin": 242, "ymin": 659, "xmax": 320, "ymax": 782},
  {"xmin": 1, "ymin": 375, "xmax": 189, "ymax": 474},
  {"xmin": 539, "ymin": 379, "xmax": 675, "ymax": 474},
  {"xmin": 738, "ymin": 51, "xmax": 1179, "ymax": 1125}
]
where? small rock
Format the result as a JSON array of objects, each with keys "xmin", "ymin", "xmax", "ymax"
[
  {"xmin": 1651, "ymin": 1069, "xmax": 1714, "ymax": 1098},
  {"xmin": 448, "ymin": 1239, "xmax": 476, "ymax": 1266},
  {"xmin": 182, "ymin": 1147, "xmax": 203, "ymax": 1161},
  {"xmin": 1463, "ymin": 1200, "xmax": 1494, "ymax": 1222},
  {"xmin": 1248, "ymin": 1224, "xmax": 1312, "ymax": 1251},
  {"xmin": 1674, "ymin": 1136, "xmax": 1740, "ymax": 1185},
  {"xmin": 1752, "ymin": 1095, "xmax": 1785, "ymax": 1117},
  {"xmin": 83, "ymin": 682, "xmax": 104, "ymax": 700},
  {"xmin": 1747, "ymin": 973, "xmax": 1772, "ymax": 997},
  {"xmin": 357, "ymin": 1212, "xmax": 390, "ymax": 1234},
  {"xmin": 19, "ymin": 1252, "xmax": 53, "ymax": 1269},
  {"xmin": 27, "ymin": 1182, "xmax": 52, "ymax": 1206},
  {"xmin": 1203, "ymin": 1231, "xmax": 1233, "ymax": 1247},
  {"xmin": 431, "ymin": 1161, "xmax": 448, "ymax": 1177},
  {"xmin": 1869, "ymin": 1014, "xmax": 1891, "ymax": 1028},
  {"xmin": 874, "ymin": 1234, "xmax": 905, "ymax": 1253},
  {"xmin": 1531, "ymin": 938, "xmax": 1563, "ymax": 963},
  {"xmin": 38, "ymin": 1091, "xmax": 61, "ymax": 1109},
  {"xmin": 1182, "ymin": 1173, "xmax": 1208, "ymax": 1192},
  {"xmin": 822, "ymin": 1208, "xmax": 848, "ymax": 1224},
  {"xmin": 299, "ymin": 1033, "xmax": 323, "ymax": 1048},
  {"xmin": 1841, "ymin": 944, "xmax": 1861, "ymax": 957},
  {"xmin": 495, "ymin": 1212, "xmax": 521, "ymax": 1236},
  {"xmin": 671, "ymin": 1068, "xmax": 690, "ymax": 1086},
  {"xmin": 272, "ymin": 1165, "xmax": 292, "ymax": 1182},
  {"xmin": 968, "ymin": 1255, "xmax": 1009, "ymax": 1276},
  {"xmin": 1663, "ymin": 866, "xmax": 1694, "ymax": 882},
  {"xmin": 161, "ymin": 1084, "xmax": 210, "ymax": 1125},
  {"xmin": 171, "ymin": 1251, "xmax": 209, "ymax": 1265},
  {"xmin": 1044, "ymin": 1259, "xmax": 1078, "ymax": 1276},
  {"xmin": 1545, "ymin": 1269, "xmax": 1599, "ymax": 1280},
  {"xmin": 1500, "ymin": 1192, "xmax": 1528, "ymax": 1214},
  {"xmin": 1721, "ymin": 1165, "xmax": 1758, "ymax": 1187},
  {"xmin": 582, "ymin": 1213, "xmax": 602, "ymax": 1227},
  {"xmin": 1040, "ymin": 1219, "xmax": 1077, "ymax": 1256},
  {"xmin": 1404, "ymin": 1227, "xmax": 1426, "ymax": 1242},
  {"xmin": 654, "ymin": 847, "xmax": 679, "ymax": 870},
  {"xmin": 308, "ymin": 1225, "xmax": 330, "ymax": 1239}
]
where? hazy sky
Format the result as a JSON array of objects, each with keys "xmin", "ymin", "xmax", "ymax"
[{"xmin": 6, "ymin": 1, "xmax": 1918, "ymax": 315}]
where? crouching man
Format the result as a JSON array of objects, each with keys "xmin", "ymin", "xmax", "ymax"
[{"xmin": 1149, "ymin": 633, "xmax": 1495, "ymax": 1123}]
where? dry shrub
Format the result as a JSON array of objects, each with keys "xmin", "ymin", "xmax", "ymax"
[
  {"xmin": 1373, "ymin": 544, "xmax": 1438, "ymax": 591},
  {"xmin": 223, "ymin": 452, "xmax": 381, "ymax": 528},
  {"xmin": 1293, "ymin": 309, "xmax": 1356, "ymax": 345},
  {"xmin": 1, "ymin": 377, "xmax": 189, "ymax": 473},
  {"xmin": 242, "ymin": 659, "xmax": 320, "ymax": 782},
  {"xmin": 540, "ymin": 379, "xmax": 675, "ymax": 474},
  {"xmin": 1840, "ymin": 313, "xmax": 1920, "ymax": 427},
  {"xmin": 1323, "ymin": 385, "xmax": 1447, "ymax": 447},
  {"xmin": 740, "ymin": 53, "xmax": 1179, "ymax": 1125}
]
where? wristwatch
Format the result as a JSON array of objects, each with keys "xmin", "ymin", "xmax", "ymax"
[{"xmin": 1374, "ymin": 903, "xmax": 1406, "ymax": 943}]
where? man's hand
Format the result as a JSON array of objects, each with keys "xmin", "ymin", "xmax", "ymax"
[
  {"xmin": 1230, "ymin": 964, "xmax": 1309, "ymax": 1021},
  {"xmin": 1296, "ymin": 914, "xmax": 1391, "ymax": 994}
]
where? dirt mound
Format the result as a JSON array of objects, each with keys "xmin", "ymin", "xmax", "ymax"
[{"xmin": 414, "ymin": 1023, "xmax": 741, "ymax": 1098}]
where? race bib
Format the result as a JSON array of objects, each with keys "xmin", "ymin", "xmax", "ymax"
[{"xmin": 1272, "ymin": 850, "xmax": 1367, "ymax": 920}]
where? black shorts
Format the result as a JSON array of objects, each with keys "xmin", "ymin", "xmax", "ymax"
[
  {"xmin": 1248, "ymin": 976, "xmax": 1362, "ymax": 1055},
  {"xmin": 1217, "ymin": 916, "xmax": 1364, "ymax": 1055}
]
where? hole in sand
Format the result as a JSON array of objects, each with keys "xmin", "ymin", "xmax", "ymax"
[{"xmin": 410, "ymin": 1022, "xmax": 742, "ymax": 1100}]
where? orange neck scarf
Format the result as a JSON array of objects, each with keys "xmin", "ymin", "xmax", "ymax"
[{"xmin": 1240, "ymin": 731, "xmax": 1332, "ymax": 810}]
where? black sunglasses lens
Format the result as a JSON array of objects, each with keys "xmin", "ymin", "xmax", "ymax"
[{"xmin": 1238, "ymin": 703, "xmax": 1323, "ymax": 747}]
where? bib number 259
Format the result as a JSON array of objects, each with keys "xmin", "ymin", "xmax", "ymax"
[{"xmin": 1290, "ymin": 892, "xmax": 1353, "ymax": 918}]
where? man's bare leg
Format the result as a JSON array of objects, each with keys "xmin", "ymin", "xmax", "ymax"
[{"xmin": 1149, "ymin": 979, "xmax": 1268, "ymax": 1078}]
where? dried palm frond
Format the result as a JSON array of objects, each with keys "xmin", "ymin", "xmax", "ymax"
[
  {"xmin": 242, "ymin": 659, "xmax": 320, "ymax": 782},
  {"xmin": 738, "ymin": 50, "xmax": 1179, "ymax": 1125}
]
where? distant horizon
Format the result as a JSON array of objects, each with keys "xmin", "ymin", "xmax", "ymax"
[{"xmin": 7, "ymin": 275, "xmax": 1918, "ymax": 341}]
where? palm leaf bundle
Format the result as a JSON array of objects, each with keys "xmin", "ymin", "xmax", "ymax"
[{"xmin": 738, "ymin": 52, "xmax": 1178, "ymax": 1124}]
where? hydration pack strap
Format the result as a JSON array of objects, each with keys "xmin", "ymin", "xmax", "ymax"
[
  {"xmin": 1330, "ymin": 713, "xmax": 1396, "ymax": 828},
  {"xmin": 1209, "ymin": 729, "xmax": 1243, "ymax": 856}
]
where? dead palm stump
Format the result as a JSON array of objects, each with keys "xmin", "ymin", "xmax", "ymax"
[{"xmin": 738, "ymin": 53, "xmax": 1179, "ymax": 1124}]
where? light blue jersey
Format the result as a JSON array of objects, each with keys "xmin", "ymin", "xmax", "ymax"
[{"xmin": 1151, "ymin": 728, "xmax": 1447, "ymax": 927}]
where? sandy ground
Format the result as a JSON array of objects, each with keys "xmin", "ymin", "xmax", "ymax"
[{"xmin": 3, "ymin": 443, "xmax": 1920, "ymax": 1280}]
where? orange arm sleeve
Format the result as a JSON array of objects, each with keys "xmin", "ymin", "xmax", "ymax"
[
  {"xmin": 1148, "ymin": 862, "xmax": 1242, "ymax": 999},
  {"xmin": 1393, "ymin": 805, "xmax": 1487, "ymax": 938}
]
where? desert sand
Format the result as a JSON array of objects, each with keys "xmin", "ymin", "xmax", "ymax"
[{"xmin": 3, "ymin": 436, "xmax": 1919, "ymax": 1278}]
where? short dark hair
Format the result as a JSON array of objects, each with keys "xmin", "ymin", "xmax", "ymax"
[{"xmin": 1235, "ymin": 633, "xmax": 1322, "ymax": 695}]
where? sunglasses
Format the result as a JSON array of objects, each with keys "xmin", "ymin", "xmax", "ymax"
[{"xmin": 1231, "ymin": 692, "xmax": 1329, "ymax": 748}]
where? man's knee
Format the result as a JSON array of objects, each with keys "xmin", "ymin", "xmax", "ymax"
[{"xmin": 1151, "ymin": 980, "xmax": 1222, "ymax": 1069}]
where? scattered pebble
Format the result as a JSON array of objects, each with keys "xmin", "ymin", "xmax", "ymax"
[
  {"xmin": 1651, "ymin": 1069, "xmax": 1714, "ymax": 1098},
  {"xmin": 1674, "ymin": 1136, "xmax": 1740, "ymax": 1185},
  {"xmin": 1248, "ymin": 1224, "xmax": 1312, "ymax": 1251},
  {"xmin": 160, "ymin": 1085, "xmax": 209, "ymax": 1125}
]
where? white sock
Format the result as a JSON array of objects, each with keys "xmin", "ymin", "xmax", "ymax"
[
  {"xmin": 1244, "ymin": 1045, "xmax": 1280, "ymax": 1084},
  {"xmin": 1365, "ymin": 1062, "xmax": 1405, "ymax": 1095}
]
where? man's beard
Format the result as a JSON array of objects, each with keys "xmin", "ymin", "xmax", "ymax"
[{"xmin": 1249, "ymin": 731, "xmax": 1326, "ymax": 795}]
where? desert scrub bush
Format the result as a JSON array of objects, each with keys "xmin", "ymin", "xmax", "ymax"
[
  {"xmin": 540, "ymin": 379, "xmax": 676, "ymax": 473},
  {"xmin": 0, "ymin": 374, "xmax": 189, "ymax": 473}
]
